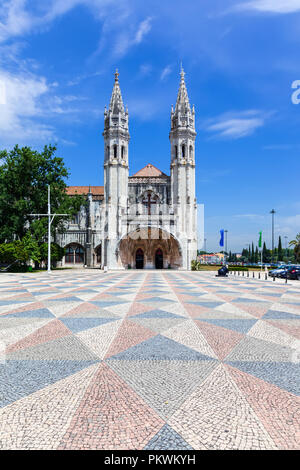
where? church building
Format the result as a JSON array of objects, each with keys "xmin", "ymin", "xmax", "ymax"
[{"xmin": 57, "ymin": 68, "xmax": 198, "ymax": 269}]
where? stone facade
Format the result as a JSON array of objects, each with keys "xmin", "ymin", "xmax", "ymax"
[{"xmin": 57, "ymin": 68, "xmax": 198, "ymax": 270}]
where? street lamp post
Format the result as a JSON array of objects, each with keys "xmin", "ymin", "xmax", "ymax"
[{"xmin": 270, "ymin": 209, "xmax": 276, "ymax": 265}]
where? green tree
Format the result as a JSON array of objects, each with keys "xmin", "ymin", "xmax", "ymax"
[
  {"xmin": 262, "ymin": 242, "xmax": 269, "ymax": 263},
  {"xmin": 0, "ymin": 233, "xmax": 40, "ymax": 267},
  {"xmin": 0, "ymin": 145, "xmax": 84, "ymax": 243},
  {"xmin": 255, "ymin": 246, "xmax": 259, "ymax": 264},
  {"xmin": 289, "ymin": 234, "xmax": 300, "ymax": 262},
  {"xmin": 40, "ymin": 243, "xmax": 65, "ymax": 267},
  {"xmin": 277, "ymin": 236, "xmax": 283, "ymax": 261},
  {"xmin": 16, "ymin": 232, "xmax": 41, "ymax": 264},
  {"xmin": 251, "ymin": 242, "xmax": 255, "ymax": 263}
]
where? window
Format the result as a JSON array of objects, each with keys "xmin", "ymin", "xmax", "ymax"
[
  {"xmin": 113, "ymin": 144, "xmax": 117, "ymax": 159},
  {"xmin": 65, "ymin": 244, "xmax": 84, "ymax": 264},
  {"xmin": 95, "ymin": 246, "xmax": 102, "ymax": 264},
  {"xmin": 70, "ymin": 214, "xmax": 79, "ymax": 225},
  {"xmin": 182, "ymin": 144, "xmax": 186, "ymax": 159}
]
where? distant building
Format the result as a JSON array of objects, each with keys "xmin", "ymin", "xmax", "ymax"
[{"xmin": 198, "ymin": 253, "xmax": 225, "ymax": 264}]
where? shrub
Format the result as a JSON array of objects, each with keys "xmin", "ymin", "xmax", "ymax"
[{"xmin": 39, "ymin": 243, "xmax": 65, "ymax": 265}]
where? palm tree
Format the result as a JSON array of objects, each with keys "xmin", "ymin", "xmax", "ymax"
[{"xmin": 289, "ymin": 233, "xmax": 300, "ymax": 262}]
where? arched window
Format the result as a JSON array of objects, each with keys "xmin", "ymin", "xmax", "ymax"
[
  {"xmin": 189, "ymin": 145, "xmax": 193, "ymax": 160},
  {"xmin": 106, "ymin": 146, "xmax": 110, "ymax": 159},
  {"xmin": 65, "ymin": 244, "xmax": 85, "ymax": 264},
  {"xmin": 113, "ymin": 144, "xmax": 117, "ymax": 159},
  {"xmin": 182, "ymin": 144, "xmax": 185, "ymax": 159},
  {"xmin": 155, "ymin": 248, "xmax": 163, "ymax": 269},
  {"xmin": 121, "ymin": 145, "xmax": 125, "ymax": 159},
  {"xmin": 175, "ymin": 145, "xmax": 178, "ymax": 159},
  {"xmin": 95, "ymin": 245, "xmax": 101, "ymax": 264},
  {"xmin": 136, "ymin": 249, "xmax": 144, "ymax": 269}
]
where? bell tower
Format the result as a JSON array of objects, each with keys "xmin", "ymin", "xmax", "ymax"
[
  {"xmin": 103, "ymin": 70, "xmax": 130, "ymax": 268},
  {"xmin": 170, "ymin": 67, "xmax": 197, "ymax": 269}
]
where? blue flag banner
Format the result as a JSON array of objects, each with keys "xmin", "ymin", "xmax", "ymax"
[{"xmin": 219, "ymin": 229, "xmax": 224, "ymax": 247}]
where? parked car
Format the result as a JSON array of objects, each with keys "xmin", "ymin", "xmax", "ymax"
[
  {"xmin": 269, "ymin": 265, "xmax": 290, "ymax": 277},
  {"xmin": 286, "ymin": 266, "xmax": 300, "ymax": 280}
]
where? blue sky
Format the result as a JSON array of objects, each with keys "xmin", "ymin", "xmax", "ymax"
[{"xmin": 0, "ymin": 0, "xmax": 299, "ymax": 253}]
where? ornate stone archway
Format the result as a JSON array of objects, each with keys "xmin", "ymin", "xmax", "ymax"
[{"xmin": 118, "ymin": 227, "xmax": 182, "ymax": 269}]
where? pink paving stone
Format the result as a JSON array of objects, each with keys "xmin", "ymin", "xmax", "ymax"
[
  {"xmin": 175, "ymin": 294, "xmax": 198, "ymax": 303},
  {"xmin": 0, "ymin": 301, "xmax": 46, "ymax": 316},
  {"xmin": 87, "ymin": 292, "xmax": 118, "ymax": 301},
  {"xmin": 135, "ymin": 292, "xmax": 154, "ymax": 301},
  {"xmin": 183, "ymin": 304, "xmax": 216, "ymax": 317},
  {"xmin": 126, "ymin": 301, "xmax": 154, "ymax": 317},
  {"xmin": 1, "ymin": 292, "xmax": 34, "ymax": 301},
  {"xmin": 42, "ymin": 292, "xmax": 81, "ymax": 301},
  {"xmin": 104, "ymin": 319, "xmax": 156, "ymax": 358},
  {"xmin": 215, "ymin": 294, "xmax": 239, "ymax": 303},
  {"xmin": 236, "ymin": 303, "xmax": 270, "ymax": 318},
  {"xmin": 226, "ymin": 364, "xmax": 300, "ymax": 450},
  {"xmin": 256, "ymin": 295, "xmax": 285, "ymax": 302},
  {"xmin": 60, "ymin": 302, "xmax": 99, "ymax": 317},
  {"xmin": 195, "ymin": 319, "xmax": 244, "ymax": 360},
  {"xmin": 6, "ymin": 319, "xmax": 72, "ymax": 353},
  {"xmin": 58, "ymin": 363, "xmax": 164, "ymax": 450},
  {"xmin": 266, "ymin": 319, "xmax": 300, "ymax": 340}
]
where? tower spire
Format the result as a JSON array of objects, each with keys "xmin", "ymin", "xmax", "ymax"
[
  {"xmin": 175, "ymin": 65, "xmax": 191, "ymax": 116},
  {"xmin": 171, "ymin": 66, "xmax": 195, "ymax": 131},
  {"xmin": 109, "ymin": 68, "xmax": 125, "ymax": 114}
]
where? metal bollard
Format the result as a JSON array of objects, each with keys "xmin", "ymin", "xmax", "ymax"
[
  {"xmin": 247, "ymin": 271, "xmax": 249, "ymax": 277},
  {"xmin": 273, "ymin": 276, "xmax": 275, "ymax": 282},
  {"xmin": 253, "ymin": 271, "xmax": 255, "ymax": 278},
  {"xmin": 242, "ymin": 271, "xmax": 244, "ymax": 277},
  {"xmin": 258, "ymin": 272, "xmax": 260, "ymax": 279},
  {"xmin": 265, "ymin": 273, "xmax": 267, "ymax": 280}
]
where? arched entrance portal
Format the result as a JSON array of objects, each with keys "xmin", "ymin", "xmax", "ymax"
[
  {"xmin": 118, "ymin": 227, "xmax": 182, "ymax": 270},
  {"xmin": 136, "ymin": 248, "xmax": 144, "ymax": 269},
  {"xmin": 155, "ymin": 249, "xmax": 163, "ymax": 269}
]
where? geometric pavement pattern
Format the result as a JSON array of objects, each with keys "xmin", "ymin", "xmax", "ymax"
[{"xmin": 0, "ymin": 270, "xmax": 299, "ymax": 450}]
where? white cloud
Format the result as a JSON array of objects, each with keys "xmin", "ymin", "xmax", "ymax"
[
  {"xmin": 160, "ymin": 65, "xmax": 172, "ymax": 81},
  {"xmin": 0, "ymin": 0, "xmax": 33, "ymax": 42},
  {"xmin": 112, "ymin": 16, "xmax": 153, "ymax": 58},
  {"xmin": 235, "ymin": 0, "xmax": 300, "ymax": 14},
  {"xmin": 0, "ymin": 69, "xmax": 86, "ymax": 145},
  {"xmin": 0, "ymin": 0, "xmax": 123, "ymax": 43},
  {"xmin": 0, "ymin": 70, "xmax": 55, "ymax": 143},
  {"xmin": 134, "ymin": 16, "xmax": 152, "ymax": 44},
  {"xmin": 205, "ymin": 110, "xmax": 267, "ymax": 139}
]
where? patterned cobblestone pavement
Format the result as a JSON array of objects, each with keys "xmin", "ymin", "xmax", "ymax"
[{"xmin": 0, "ymin": 270, "xmax": 299, "ymax": 450}]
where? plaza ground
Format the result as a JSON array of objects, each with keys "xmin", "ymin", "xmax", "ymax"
[{"xmin": 0, "ymin": 270, "xmax": 299, "ymax": 450}]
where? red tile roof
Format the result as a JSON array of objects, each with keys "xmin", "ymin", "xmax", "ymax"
[
  {"xmin": 132, "ymin": 163, "xmax": 168, "ymax": 178},
  {"xmin": 66, "ymin": 186, "xmax": 104, "ymax": 196}
]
